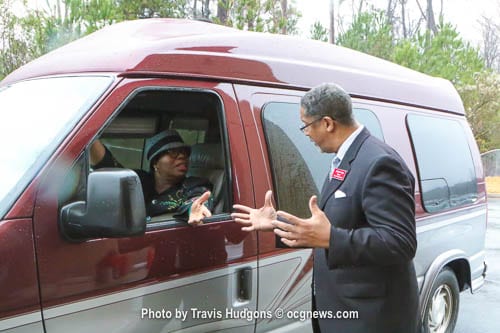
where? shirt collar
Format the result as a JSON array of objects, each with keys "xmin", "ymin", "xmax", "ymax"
[{"xmin": 334, "ymin": 125, "xmax": 364, "ymax": 162}]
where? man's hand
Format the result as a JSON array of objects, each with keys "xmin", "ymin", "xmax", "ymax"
[
  {"xmin": 272, "ymin": 195, "xmax": 331, "ymax": 248},
  {"xmin": 188, "ymin": 191, "xmax": 212, "ymax": 225},
  {"xmin": 232, "ymin": 190, "xmax": 276, "ymax": 232}
]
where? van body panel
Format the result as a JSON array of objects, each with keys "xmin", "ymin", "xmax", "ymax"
[
  {"xmin": 233, "ymin": 85, "xmax": 305, "ymax": 256},
  {"xmin": 0, "ymin": 314, "xmax": 44, "ymax": 333},
  {"xmin": 0, "ymin": 219, "xmax": 40, "ymax": 321},
  {"xmin": 351, "ymin": 100, "xmax": 419, "ymax": 187},
  {"xmin": 255, "ymin": 250, "xmax": 313, "ymax": 333},
  {"xmin": 29, "ymin": 78, "xmax": 258, "ymax": 330},
  {"xmin": 415, "ymin": 205, "xmax": 487, "ymax": 282},
  {"xmin": 233, "ymin": 86, "xmax": 314, "ymax": 332},
  {"xmin": 233, "ymin": 84, "xmax": 296, "ymax": 298},
  {"xmin": 3, "ymin": 186, "xmax": 36, "ymax": 219},
  {"xmin": 2, "ymin": 19, "xmax": 464, "ymax": 115},
  {"xmin": 42, "ymin": 262, "xmax": 258, "ymax": 333}
]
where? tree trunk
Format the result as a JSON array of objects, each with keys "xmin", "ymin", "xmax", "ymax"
[
  {"xmin": 386, "ymin": 0, "xmax": 394, "ymax": 20},
  {"xmin": 386, "ymin": 0, "xmax": 396, "ymax": 39},
  {"xmin": 480, "ymin": 16, "xmax": 500, "ymax": 70},
  {"xmin": 217, "ymin": 0, "xmax": 229, "ymax": 25},
  {"xmin": 357, "ymin": 0, "xmax": 365, "ymax": 15},
  {"xmin": 329, "ymin": 0, "xmax": 335, "ymax": 44},
  {"xmin": 203, "ymin": 0, "xmax": 210, "ymax": 19},
  {"xmin": 280, "ymin": 0, "xmax": 288, "ymax": 34},
  {"xmin": 401, "ymin": 0, "xmax": 407, "ymax": 38},
  {"xmin": 426, "ymin": 0, "xmax": 438, "ymax": 34}
]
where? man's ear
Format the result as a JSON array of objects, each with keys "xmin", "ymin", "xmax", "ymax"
[{"xmin": 325, "ymin": 117, "xmax": 335, "ymax": 132}]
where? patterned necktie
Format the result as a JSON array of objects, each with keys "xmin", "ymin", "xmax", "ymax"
[{"xmin": 329, "ymin": 156, "xmax": 341, "ymax": 181}]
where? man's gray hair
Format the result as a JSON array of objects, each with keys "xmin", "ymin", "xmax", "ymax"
[{"xmin": 300, "ymin": 83, "xmax": 354, "ymax": 126}]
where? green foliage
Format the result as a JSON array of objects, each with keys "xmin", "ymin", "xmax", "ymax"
[
  {"xmin": 116, "ymin": 0, "xmax": 189, "ymax": 20},
  {"xmin": 0, "ymin": 0, "xmax": 41, "ymax": 79},
  {"xmin": 458, "ymin": 71, "xmax": 500, "ymax": 152},
  {"xmin": 263, "ymin": 0, "xmax": 300, "ymax": 35},
  {"xmin": 213, "ymin": 0, "xmax": 300, "ymax": 34},
  {"xmin": 337, "ymin": 9, "xmax": 394, "ymax": 60},
  {"xmin": 0, "ymin": 0, "xmax": 196, "ymax": 80},
  {"xmin": 0, "ymin": 0, "xmax": 301, "ymax": 80},
  {"xmin": 25, "ymin": 0, "xmax": 122, "ymax": 53},
  {"xmin": 232, "ymin": 0, "xmax": 265, "ymax": 31},
  {"xmin": 389, "ymin": 20, "xmax": 495, "ymax": 150},
  {"xmin": 393, "ymin": 21, "xmax": 485, "ymax": 86},
  {"xmin": 324, "ymin": 10, "xmax": 496, "ymax": 151},
  {"xmin": 310, "ymin": 20, "xmax": 328, "ymax": 42}
]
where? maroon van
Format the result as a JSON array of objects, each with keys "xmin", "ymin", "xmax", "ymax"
[{"xmin": 0, "ymin": 19, "xmax": 486, "ymax": 333}]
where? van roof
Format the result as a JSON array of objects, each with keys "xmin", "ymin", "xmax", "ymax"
[{"xmin": 2, "ymin": 18, "xmax": 464, "ymax": 114}]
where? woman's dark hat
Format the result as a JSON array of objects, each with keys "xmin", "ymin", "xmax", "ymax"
[{"xmin": 145, "ymin": 130, "xmax": 190, "ymax": 164}]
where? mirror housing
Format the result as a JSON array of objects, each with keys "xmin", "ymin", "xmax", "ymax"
[{"xmin": 60, "ymin": 169, "xmax": 146, "ymax": 241}]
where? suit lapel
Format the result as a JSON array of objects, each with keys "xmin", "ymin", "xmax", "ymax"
[
  {"xmin": 319, "ymin": 128, "xmax": 371, "ymax": 209},
  {"xmin": 319, "ymin": 175, "xmax": 342, "ymax": 209},
  {"xmin": 319, "ymin": 174, "xmax": 330, "ymax": 207}
]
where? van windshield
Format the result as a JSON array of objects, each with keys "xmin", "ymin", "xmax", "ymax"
[{"xmin": 0, "ymin": 76, "xmax": 113, "ymax": 218}]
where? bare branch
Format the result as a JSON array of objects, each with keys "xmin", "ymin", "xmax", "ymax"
[
  {"xmin": 415, "ymin": 0, "xmax": 426, "ymax": 19},
  {"xmin": 479, "ymin": 15, "xmax": 500, "ymax": 69},
  {"xmin": 426, "ymin": 0, "xmax": 438, "ymax": 34},
  {"xmin": 329, "ymin": 0, "xmax": 335, "ymax": 44}
]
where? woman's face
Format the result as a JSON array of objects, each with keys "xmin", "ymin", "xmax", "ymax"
[{"xmin": 153, "ymin": 148, "xmax": 190, "ymax": 181}]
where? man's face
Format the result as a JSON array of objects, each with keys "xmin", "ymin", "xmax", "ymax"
[
  {"xmin": 154, "ymin": 148, "xmax": 190, "ymax": 180},
  {"xmin": 300, "ymin": 107, "xmax": 329, "ymax": 152}
]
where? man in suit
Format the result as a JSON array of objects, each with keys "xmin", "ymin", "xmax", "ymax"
[{"xmin": 232, "ymin": 83, "xmax": 419, "ymax": 333}]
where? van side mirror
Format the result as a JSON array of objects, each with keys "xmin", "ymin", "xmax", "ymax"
[{"xmin": 59, "ymin": 169, "xmax": 146, "ymax": 242}]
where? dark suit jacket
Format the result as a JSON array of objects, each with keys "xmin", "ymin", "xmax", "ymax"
[{"xmin": 314, "ymin": 128, "xmax": 419, "ymax": 333}]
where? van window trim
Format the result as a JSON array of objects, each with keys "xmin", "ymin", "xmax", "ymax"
[
  {"xmin": 84, "ymin": 84, "xmax": 234, "ymax": 230},
  {"xmin": 260, "ymin": 101, "xmax": 301, "ymax": 212},
  {"xmin": 405, "ymin": 112, "xmax": 478, "ymax": 214},
  {"xmin": 0, "ymin": 75, "xmax": 114, "ymax": 219}
]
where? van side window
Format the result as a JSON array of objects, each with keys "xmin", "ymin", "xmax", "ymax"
[
  {"xmin": 88, "ymin": 89, "xmax": 229, "ymax": 224},
  {"xmin": 353, "ymin": 108, "xmax": 384, "ymax": 141},
  {"xmin": 100, "ymin": 138, "xmax": 144, "ymax": 170},
  {"xmin": 59, "ymin": 153, "xmax": 87, "ymax": 206},
  {"xmin": 262, "ymin": 102, "xmax": 384, "ymax": 216},
  {"xmin": 263, "ymin": 102, "xmax": 329, "ymax": 217},
  {"xmin": 407, "ymin": 114, "xmax": 478, "ymax": 213},
  {"xmin": 262, "ymin": 103, "xmax": 385, "ymax": 217}
]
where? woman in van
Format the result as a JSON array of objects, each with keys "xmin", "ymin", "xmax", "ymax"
[{"xmin": 90, "ymin": 129, "xmax": 213, "ymax": 225}]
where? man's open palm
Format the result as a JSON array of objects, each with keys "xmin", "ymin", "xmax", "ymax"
[{"xmin": 232, "ymin": 190, "xmax": 276, "ymax": 231}]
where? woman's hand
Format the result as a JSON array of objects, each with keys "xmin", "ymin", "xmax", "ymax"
[{"xmin": 188, "ymin": 191, "xmax": 212, "ymax": 225}]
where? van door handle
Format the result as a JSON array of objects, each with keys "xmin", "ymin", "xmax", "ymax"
[{"xmin": 237, "ymin": 267, "xmax": 252, "ymax": 301}]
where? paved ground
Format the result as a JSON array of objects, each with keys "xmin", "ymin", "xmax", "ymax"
[{"xmin": 454, "ymin": 196, "xmax": 500, "ymax": 333}]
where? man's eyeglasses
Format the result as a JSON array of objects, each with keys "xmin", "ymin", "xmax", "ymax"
[
  {"xmin": 165, "ymin": 147, "xmax": 190, "ymax": 159},
  {"xmin": 299, "ymin": 116, "xmax": 325, "ymax": 132}
]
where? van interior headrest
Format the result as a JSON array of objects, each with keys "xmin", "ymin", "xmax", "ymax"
[{"xmin": 189, "ymin": 143, "xmax": 224, "ymax": 169}]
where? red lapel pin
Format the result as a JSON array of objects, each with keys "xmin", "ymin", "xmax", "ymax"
[{"xmin": 331, "ymin": 168, "xmax": 347, "ymax": 181}]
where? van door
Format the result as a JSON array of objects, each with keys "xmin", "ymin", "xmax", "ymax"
[
  {"xmin": 234, "ymin": 86, "xmax": 401, "ymax": 333},
  {"xmin": 33, "ymin": 78, "xmax": 258, "ymax": 332},
  {"xmin": 0, "ymin": 218, "xmax": 43, "ymax": 332},
  {"xmin": 0, "ymin": 75, "xmax": 113, "ymax": 333},
  {"xmin": 234, "ymin": 85, "xmax": 317, "ymax": 333}
]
